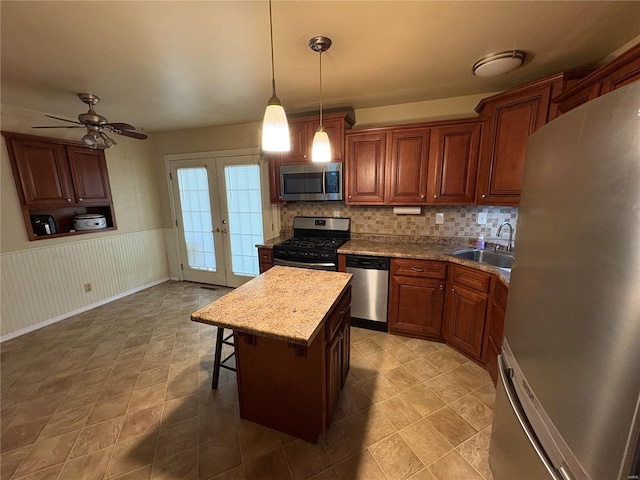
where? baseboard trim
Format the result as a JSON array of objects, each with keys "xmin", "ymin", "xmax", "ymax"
[{"xmin": 0, "ymin": 277, "xmax": 171, "ymax": 343}]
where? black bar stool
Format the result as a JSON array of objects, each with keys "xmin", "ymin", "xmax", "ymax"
[{"xmin": 212, "ymin": 327, "xmax": 236, "ymax": 389}]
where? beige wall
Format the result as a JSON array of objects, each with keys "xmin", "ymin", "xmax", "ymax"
[{"xmin": 1, "ymin": 104, "xmax": 164, "ymax": 253}]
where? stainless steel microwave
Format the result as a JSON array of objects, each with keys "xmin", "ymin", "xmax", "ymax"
[{"xmin": 280, "ymin": 163, "xmax": 343, "ymax": 201}]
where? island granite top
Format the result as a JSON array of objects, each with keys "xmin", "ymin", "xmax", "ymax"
[{"xmin": 191, "ymin": 266, "xmax": 352, "ymax": 346}]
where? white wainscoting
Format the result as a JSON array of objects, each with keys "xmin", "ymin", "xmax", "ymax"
[{"xmin": 1, "ymin": 229, "xmax": 170, "ymax": 341}]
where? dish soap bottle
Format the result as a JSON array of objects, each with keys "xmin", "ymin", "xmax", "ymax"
[{"xmin": 476, "ymin": 234, "xmax": 485, "ymax": 250}]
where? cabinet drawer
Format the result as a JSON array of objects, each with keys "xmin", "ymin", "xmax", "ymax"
[
  {"xmin": 326, "ymin": 286, "xmax": 351, "ymax": 341},
  {"xmin": 451, "ymin": 264, "xmax": 491, "ymax": 293},
  {"xmin": 493, "ymin": 279, "xmax": 509, "ymax": 311},
  {"xmin": 257, "ymin": 247, "xmax": 273, "ymax": 264},
  {"xmin": 391, "ymin": 258, "xmax": 447, "ymax": 279}
]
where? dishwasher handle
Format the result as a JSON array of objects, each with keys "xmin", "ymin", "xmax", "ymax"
[{"xmin": 345, "ymin": 255, "xmax": 390, "ymax": 270}]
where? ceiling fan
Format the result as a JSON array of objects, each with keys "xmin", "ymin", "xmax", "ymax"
[{"xmin": 33, "ymin": 93, "xmax": 147, "ymax": 149}]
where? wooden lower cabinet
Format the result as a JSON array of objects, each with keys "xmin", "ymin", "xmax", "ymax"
[
  {"xmin": 482, "ymin": 279, "xmax": 508, "ymax": 385},
  {"xmin": 325, "ymin": 289, "xmax": 351, "ymax": 425},
  {"xmin": 443, "ymin": 265, "xmax": 490, "ymax": 361},
  {"xmin": 257, "ymin": 247, "xmax": 273, "ymax": 273},
  {"xmin": 388, "ymin": 259, "xmax": 447, "ymax": 340}
]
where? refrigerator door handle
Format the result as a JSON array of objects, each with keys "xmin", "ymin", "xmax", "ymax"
[{"xmin": 498, "ymin": 355, "xmax": 566, "ymax": 480}]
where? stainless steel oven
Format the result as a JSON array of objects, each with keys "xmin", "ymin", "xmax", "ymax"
[
  {"xmin": 280, "ymin": 163, "xmax": 343, "ymax": 201},
  {"xmin": 272, "ymin": 217, "xmax": 350, "ymax": 271}
]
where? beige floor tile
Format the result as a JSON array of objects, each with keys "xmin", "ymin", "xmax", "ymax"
[
  {"xmin": 398, "ymin": 418, "xmax": 453, "ymax": 465},
  {"xmin": 135, "ymin": 366, "xmax": 170, "ymax": 391},
  {"xmin": 237, "ymin": 422, "xmax": 282, "ymax": 463},
  {"xmin": 58, "ymin": 446, "xmax": 113, "ymax": 480},
  {"xmin": 424, "ymin": 349, "xmax": 468, "ymax": 373},
  {"xmin": 368, "ymin": 433, "xmax": 425, "ymax": 480},
  {"xmin": 319, "ymin": 417, "xmax": 365, "ymax": 465},
  {"xmin": 450, "ymin": 394, "xmax": 494, "ymax": 431},
  {"xmin": 13, "ymin": 430, "xmax": 79, "ymax": 477},
  {"xmin": 161, "ymin": 393, "xmax": 199, "ymax": 427},
  {"xmin": 425, "ymin": 373, "xmax": 470, "ymax": 404},
  {"xmin": 457, "ymin": 433, "xmax": 493, "ymax": 480},
  {"xmin": 334, "ymin": 450, "xmax": 386, "ymax": 480},
  {"xmin": 100, "ymin": 372, "xmax": 139, "ymax": 401},
  {"xmin": 150, "ymin": 445, "xmax": 198, "ymax": 480},
  {"xmin": 87, "ymin": 392, "xmax": 132, "ymax": 426},
  {"xmin": 198, "ymin": 432, "xmax": 243, "ymax": 480},
  {"xmin": 348, "ymin": 356, "xmax": 378, "ymax": 382},
  {"xmin": 359, "ymin": 375, "xmax": 400, "ymax": 404},
  {"xmin": 471, "ymin": 383, "xmax": 496, "ymax": 410},
  {"xmin": 4, "ymin": 393, "xmax": 65, "ymax": 426},
  {"xmin": 407, "ymin": 468, "xmax": 438, "ymax": 480},
  {"xmin": 128, "ymin": 383, "xmax": 167, "ymax": 413},
  {"xmin": 118, "ymin": 405, "xmax": 163, "ymax": 441},
  {"xmin": 401, "ymin": 384, "xmax": 446, "ymax": 417},
  {"xmin": 309, "ymin": 468, "xmax": 340, "ymax": 480},
  {"xmin": 155, "ymin": 417, "xmax": 198, "ymax": 460},
  {"xmin": 74, "ymin": 366, "xmax": 113, "ymax": 389},
  {"xmin": 404, "ymin": 338, "xmax": 443, "ymax": 357},
  {"xmin": 39, "ymin": 404, "xmax": 93, "ymax": 439},
  {"xmin": 0, "ymin": 416, "xmax": 50, "ymax": 453},
  {"xmin": 105, "ymin": 433, "xmax": 158, "ymax": 479},
  {"xmin": 463, "ymin": 361, "xmax": 493, "ymax": 383},
  {"xmin": 199, "ymin": 402, "xmax": 238, "ymax": 444},
  {"xmin": 0, "ymin": 445, "xmax": 31, "ymax": 479},
  {"xmin": 243, "ymin": 448, "xmax": 292, "ymax": 480},
  {"xmin": 426, "ymin": 406, "xmax": 477, "ymax": 447},
  {"xmin": 428, "ymin": 450, "xmax": 484, "ymax": 480},
  {"xmin": 366, "ymin": 350, "xmax": 403, "ymax": 373},
  {"xmin": 337, "ymin": 381, "xmax": 374, "ymax": 416},
  {"xmin": 383, "ymin": 366, "xmax": 421, "ymax": 392},
  {"xmin": 58, "ymin": 382, "xmax": 103, "ymax": 412},
  {"xmin": 112, "ymin": 464, "xmax": 153, "ymax": 480},
  {"xmin": 210, "ymin": 465, "xmax": 245, "ymax": 480},
  {"xmin": 282, "ymin": 438, "xmax": 332, "ymax": 480},
  {"xmin": 14, "ymin": 463, "xmax": 64, "ymax": 480},
  {"xmin": 378, "ymin": 395, "xmax": 422, "ymax": 430},
  {"xmin": 387, "ymin": 343, "xmax": 420, "ymax": 364},
  {"xmin": 69, "ymin": 416, "xmax": 124, "ymax": 459},
  {"xmin": 446, "ymin": 366, "xmax": 489, "ymax": 391},
  {"xmin": 348, "ymin": 406, "xmax": 396, "ymax": 448},
  {"xmin": 403, "ymin": 358, "xmax": 441, "ymax": 382}
]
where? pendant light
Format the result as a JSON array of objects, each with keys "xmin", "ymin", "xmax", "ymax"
[
  {"xmin": 309, "ymin": 36, "xmax": 332, "ymax": 163},
  {"xmin": 261, "ymin": 0, "xmax": 290, "ymax": 152}
]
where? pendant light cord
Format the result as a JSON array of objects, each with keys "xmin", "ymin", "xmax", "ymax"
[
  {"xmin": 319, "ymin": 51, "xmax": 323, "ymax": 127},
  {"xmin": 269, "ymin": 0, "xmax": 276, "ymax": 96}
]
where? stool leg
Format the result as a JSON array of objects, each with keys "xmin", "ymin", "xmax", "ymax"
[{"xmin": 212, "ymin": 327, "xmax": 224, "ymax": 389}]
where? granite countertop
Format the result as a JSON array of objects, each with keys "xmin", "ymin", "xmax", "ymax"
[
  {"xmin": 191, "ymin": 266, "xmax": 352, "ymax": 346},
  {"xmin": 338, "ymin": 240, "xmax": 511, "ymax": 284},
  {"xmin": 256, "ymin": 236, "xmax": 290, "ymax": 248}
]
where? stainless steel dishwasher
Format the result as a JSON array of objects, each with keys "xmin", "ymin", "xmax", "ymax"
[{"xmin": 345, "ymin": 255, "xmax": 390, "ymax": 331}]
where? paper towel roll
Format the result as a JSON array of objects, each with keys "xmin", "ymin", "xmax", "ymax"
[{"xmin": 393, "ymin": 206, "xmax": 422, "ymax": 215}]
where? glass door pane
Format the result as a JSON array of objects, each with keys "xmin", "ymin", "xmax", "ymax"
[
  {"xmin": 224, "ymin": 164, "xmax": 264, "ymax": 277},
  {"xmin": 177, "ymin": 167, "xmax": 216, "ymax": 272}
]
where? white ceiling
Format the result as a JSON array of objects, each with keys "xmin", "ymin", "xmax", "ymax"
[{"xmin": 2, "ymin": 1, "xmax": 640, "ymax": 134}]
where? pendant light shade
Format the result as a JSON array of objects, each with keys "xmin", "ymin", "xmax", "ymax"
[
  {"xmin": 309, "ymin": 36, "xmax": 332, "ymax": 163},
  {"xmin": 261, "ymin": 0, "xmax": 290, "ymax": 152}
]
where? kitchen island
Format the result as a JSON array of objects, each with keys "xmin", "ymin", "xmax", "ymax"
[{"xmin": 191, "ymin": 266, "xmax": 352, "ymax": 442}]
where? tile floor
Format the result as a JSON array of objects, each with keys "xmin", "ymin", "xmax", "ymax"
[{"xmin": 0, "ymin": 280, "xmax": 495, "ymax": 480}]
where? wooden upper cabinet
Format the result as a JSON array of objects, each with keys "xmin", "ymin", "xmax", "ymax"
[
  {"xmin": 345, "ymin": 131, "xmax": 387, "ymax": 204},
  {"xmin": 281, "ymin": 121, "xmax": 308, "ymax": 164},
  {"xmin": 387, "ymin": 128, "xmax": 430, "ymax": 204},
  {"xmin": 427, "ymin": 122, "xmax": 482, "ymax": 205},
  {"xmin": 553, "ymin": 43, "xmax": 640, "ymax": 115},
  {"xmin": 9, "ymin": 138, "xmax": 75, "ymax": 206},
  {"xmin": 67, "ymin": 145, "xmax": 112, "ymax": 204},
  {"xmin": 475, "ymin": 78, "xmax": 559, "ymax": 206}
]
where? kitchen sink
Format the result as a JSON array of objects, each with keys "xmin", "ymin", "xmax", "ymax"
[{"xmin": 451, "ymin": 249, "xmax": 514, "ymax": 270}]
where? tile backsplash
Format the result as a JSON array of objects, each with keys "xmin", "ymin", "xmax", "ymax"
[{"xmin": 280, "ymin": 204, "xmax": 518, "ymax": 244}]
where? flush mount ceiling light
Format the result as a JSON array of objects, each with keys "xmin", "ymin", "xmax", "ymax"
[
  {"xmin": 309, "ymin": 36, "xmax": 332, "ymax": 163},
  {"xmin": 261, "ymin": 0, "xmax": 290, "ymax": 153},
  {"xmin": 472, "ymin": 50, "xmax": 526, "ymax": 77}
]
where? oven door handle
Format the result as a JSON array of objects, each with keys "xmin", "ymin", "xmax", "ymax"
[{"xmin": 273, "ymin": 258, "xmax": 336, "ymax": 269}]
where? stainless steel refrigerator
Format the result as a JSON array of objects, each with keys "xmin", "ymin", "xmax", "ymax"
[{"xmin": 489, "ymin": 82, "xmax": 640, "ymax": 480}]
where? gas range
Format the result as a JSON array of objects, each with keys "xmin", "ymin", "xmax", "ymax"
[{"xmin": 273, "ymin": 217, "xmax": 350, "ymax": 271}]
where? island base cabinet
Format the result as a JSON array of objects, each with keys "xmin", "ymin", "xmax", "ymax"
[{"xmin": 236, "ymin": 331, "xmax": 326, "ymax": 443}]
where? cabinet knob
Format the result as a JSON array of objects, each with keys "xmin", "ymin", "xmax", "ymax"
[
  {"xmin": 78, "ymin": 198, "xmax": 83, "ymax": 202},
  {"xmin": 440, "ymin": 284, "xmax": 444, "ymax": 290},
  {"xmin": 66, "ymin": 198, "xmax": 71, "ymax": 202},
  {"xmin": 411, "ymin": 267, "xmax": 424, "ymax": 272},
  {"xmin": 433, "ymin": 194, "xmax": 438, "ymax": 199},
  {"xmin": 451, "ymin": 288, "xmax": 455, "ymax": 294},
  {"xmin": 348, "ymin": 195, "xmax": 352, "ymax": 199},
  {"xmin": 421, "ymin": 195, "xmax": 426, "ymax": 199},
  {"xmin": 278, "ymin": 196, "xmax": 282, "ymax": 200},
  {"xmin": 481, "ymin": 194, "xmax": 486, "ymax": 199}
]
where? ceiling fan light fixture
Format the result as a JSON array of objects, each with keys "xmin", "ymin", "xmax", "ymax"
[
  {"xmin": 100, "ymin": 132, "xmax": 117, "ymax": 148},
  {"xmin": 472, "ymin": 50, "xmax": 526, "ymax": 77},
  {"xmin": 82, "ymin": 131, "xmax": 98, "ymax": 148},
  {"xmin": 261, "ymin": 0, "xmax": 290, "ymax": 153},
  {"xmin": 309, "ymin": 35, "xmax": 332, "ymax": 163}
]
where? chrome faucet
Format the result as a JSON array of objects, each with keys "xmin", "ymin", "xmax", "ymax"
[{"xmin": 497, "ymin": 222, "xmax": 514, "ymax": 252}]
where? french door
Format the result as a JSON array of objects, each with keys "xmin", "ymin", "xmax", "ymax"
[{"xmin": 169, "ymin": 153, "xmax": 270, "ymax": 288}]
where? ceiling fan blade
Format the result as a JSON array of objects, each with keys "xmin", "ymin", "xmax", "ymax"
[
  {"xmin": 113, "ymin": 129, "xmax": 148, "ymax": 140},
  {"xmin": 33, "ymin": 125, "xmax": 85, "ymax": 129},
  {"xmin": 44, "ymin": 114, "xmax": 83, "ymax": 125},
  {"xmin": 106, "ymin": 122, "xmax": 135, "ymax": 130}
]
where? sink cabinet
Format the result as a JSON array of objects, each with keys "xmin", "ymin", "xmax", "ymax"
[
  {"xmin": 443, "ymin": 264, "xmax": 491, "ymax": 360},
  {"xmin": 3, "ymin": 131, "xmax": 116, "ymax": 240},
  {"xmin": 482, "ymin": 279, "xmax": 508, "ymax": 385},
  {"xmin": 388, "ymin": 259, "xmax": 447, "ymax": 339}
]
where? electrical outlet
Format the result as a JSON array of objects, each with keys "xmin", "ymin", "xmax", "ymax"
[
  {"xmin": 477, "ymin": 212, "xmax": 488, "ymax": 225},
  {"xmin": 333, "ymin": 210, "xmax": 340, "ymax": 218},
  {"xmin": 84, "ymin": 283, "xmax": 92, "ymax": 293},
  {"xmin": 436, "ymin": 213, "xmax": 444, "ymax": 225}
]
